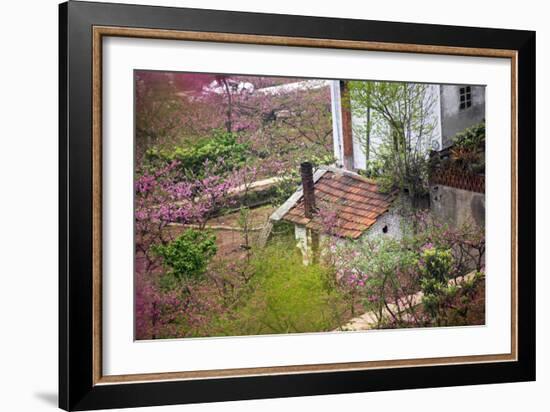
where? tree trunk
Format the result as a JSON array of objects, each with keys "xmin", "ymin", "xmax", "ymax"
[
  {"xmin": 221, "ymin": 78, "xmax": 233, "ymax": 133},
  {"xmin": 365, "ymin": 106, "xmax": 371, "ymax": 167}
]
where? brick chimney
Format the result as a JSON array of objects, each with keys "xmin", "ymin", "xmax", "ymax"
[{"xmin": 300, "ymin": 162, "xmax": 316, "ymax": 218}]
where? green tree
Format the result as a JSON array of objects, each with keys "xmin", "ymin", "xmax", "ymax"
[
  {"xmin": 348, "ymin": 81, "xmax": 437, "ymax": 201},
  {"xmin": 145, "ymin": 130, "xmax": 250, "ymax": 178}
]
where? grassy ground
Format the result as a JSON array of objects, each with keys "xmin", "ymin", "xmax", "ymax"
[{"xmin": 205, "ymin": 238, "xmax": 351, "ymax": 337}]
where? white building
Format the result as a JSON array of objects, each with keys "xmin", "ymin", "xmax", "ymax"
[{"xmin": 329, "ymin": 81, "xmax": 485, "ymax": 172}]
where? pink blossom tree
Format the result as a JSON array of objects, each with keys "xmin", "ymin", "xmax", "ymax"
[
  {"xmin": 134, "ymin": 72, "xmax": 338, "ymax": 339},
  {"xmin": 135, "ymin": 160, "xmax": 241, "ymax": 273}
]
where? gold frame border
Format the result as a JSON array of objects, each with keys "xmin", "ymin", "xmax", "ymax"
[{"xmin": 92, "ymin": 26, "xmax": 518, "ymax": 385}]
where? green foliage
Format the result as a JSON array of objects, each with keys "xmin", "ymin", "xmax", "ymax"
[
  {"xmin": 357, "ymin": 157, "xmax": 385, "ymax": 179},
  {"xmin": 398, "ymin": 211, "xmax": 486, "ymax": 275},
  {"xmin": 153, "ymin": 229, "xmax": 217, "ymax": 284},
  {"xmin": 211, "ymin": 240, "xmax": 347, "ymax": 336},
  {"xmin": 450, "ymin": 121, "xmax": 485, "ymax": 174},
  {"xmin": 420, "ymin": 247, "xmax": 453, "ymax": 284},
  {"xmin": 419, "ymin": 246, "xmax": 455, "ymax": 323},
  {"xmin": 337, "ymin": 237, "xmax": 420, "ymax": 326},
  {"xmin": 308, "ymin": 153, "xmax": 336, "ymax": 167},
  {"xmin": 453, "ymin": 121, "xmax": 485, "ymax": 151},
  {"xmin": 146, "ymin": 130, "xmax": 250, "ymax": 176},
  {"xmin": 269, "ymin": 173, "xmax": 300, "ymax": 207},
  {"xmin": 347, "ymin": 81, "xmax": 437, "ymax": 200},
  {"xmin": 375, "ymin": 143, "xmax": 430, "ymax": 197},
  {"xmin": 354, "ymin": 239, "xmax": 419, "ymax": 291},
  {"xmin": 331, "ymin": 215, "xmax": 485, "ymax": 329},
  {"xmin": 421, "ymin": 269, "xmax": 485, "ymax": 327}
]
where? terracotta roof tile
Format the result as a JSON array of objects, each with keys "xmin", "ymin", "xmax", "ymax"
[{"xmin": 280, "ymin": 170, "xmax": 397, "ymax": 239}]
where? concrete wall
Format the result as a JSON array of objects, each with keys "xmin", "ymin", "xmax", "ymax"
[
  {"xmin": 429, "ymin": 184, "xmax": 485, "ymax": 228},
  {"xmin": 440, "ymin": 85, "xmax": 485, "ymax": 149}
]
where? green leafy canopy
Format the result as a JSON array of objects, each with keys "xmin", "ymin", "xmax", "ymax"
[{"xmin": 153, "ymin": 229, "xmax": 218, "ymax": 283}]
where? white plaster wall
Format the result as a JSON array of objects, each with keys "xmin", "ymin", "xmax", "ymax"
[{"xmin": 364, "ymin": 208, "xmax": 404, "ymax": 240}]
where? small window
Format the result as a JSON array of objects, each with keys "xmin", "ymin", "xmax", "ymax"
[
  {"xmin": 459, "ymin": 86, "xmax": 472, "ymax": 110},
  {"xmin": 382, "ymin": 225, "xmax": 388, "ymax": 234}
]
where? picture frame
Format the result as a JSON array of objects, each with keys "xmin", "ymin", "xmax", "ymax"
[{"xmin": 59, "ymin": 1, "xmax": 536, "ymax": 410}]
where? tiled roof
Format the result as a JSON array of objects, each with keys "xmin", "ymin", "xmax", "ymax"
[{"xmin": 279, "ymin": 168, "xmax": 397, "ymax": 239}]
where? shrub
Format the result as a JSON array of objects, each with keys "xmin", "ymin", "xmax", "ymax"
[
  {"xmin": 145, "ymin": 130, "xmax": 250, "ymax": 177},
  {"xmin": 153, "ymin": 229, "xmax": 217, "ymax": 285},
  {"xmin": 407, "ymin": 212, "xmax": 485, "ymax": 274},
  {"xmin": 450, "ymin": 121, "xmax": 485, "ymax": 174},
  {"xmin": 330, "ymin": 237, "xmax": 421, "ymax": 327},
  {"xmin": 327, "ymin": 215, "xmax": 485, "ymax": 329},
  {"xmin": 419, "ymin": 245, "xmax": 454, "ymax": 323},
  {"xmin": 453, "ymin": 121, "xmax": 485, "ymax": 151},
  {"xmin": 210, "ymin": 240, "xmax": 348, "ymax": 336},
  {"xmin": 419, "ymin": 245, "xmax": 453, "ymax": 284}
]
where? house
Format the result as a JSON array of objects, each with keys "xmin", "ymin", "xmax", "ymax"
[
  {"xmin": 269, "ymin": 80, "xmax": 485, "ymax": 263},
  {"xmin": 270, "ymin": 162, "xmax": 402, "ymax": 264}
]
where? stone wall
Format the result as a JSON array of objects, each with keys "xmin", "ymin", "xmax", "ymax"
[{"xmin": 429, "ymin": 184, "xmax": 485, "ymax": 228}]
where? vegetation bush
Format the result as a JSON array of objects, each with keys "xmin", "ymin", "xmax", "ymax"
[
  {"xmin": 450, "ymin": 121, "xmax": 485, "ymax": 174},
  {"xmin": 332, "ymin": 237, "xmax": 421, "ymax": 327},
  {"xmin": 453, "ymin": 121, "xmax": 485, "ymax": 151},
  {"xmin": 145, "ymin": 130, "xmax": 250, "ymax": 177},
  {"xmin": 419, "ymin": 245, "xmax": 454, "ymax": 323},
  {"xmin": 410, "ymin": 212, "xmax": 485, "ymax": 273},
  {"xmin": 430, "ymin": 121, "xmax": 485, "ymax": 175},
  {"xmin": 209, "ymin": 240, "xmax": 348, "ymax": 336},
  {"xmin": 153, "ymin": 229, "xmax": 217, "ymax": 287},
  {"xmin": 330, "ymin": 214, "xmax": 485, "ymax": 329}
]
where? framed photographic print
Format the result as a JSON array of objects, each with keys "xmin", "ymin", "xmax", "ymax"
[{"xmin": 59, "ymin": 1, "xmax": 536, "ymax": 410}]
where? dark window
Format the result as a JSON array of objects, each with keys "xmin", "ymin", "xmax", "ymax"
[
  {"xmin": 382, "ymin": 225, "xmax": 388, "ymax": 234},
  {"xmin": 459, "ymin": 86, "xmax": 472, "ymax": 110}
]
